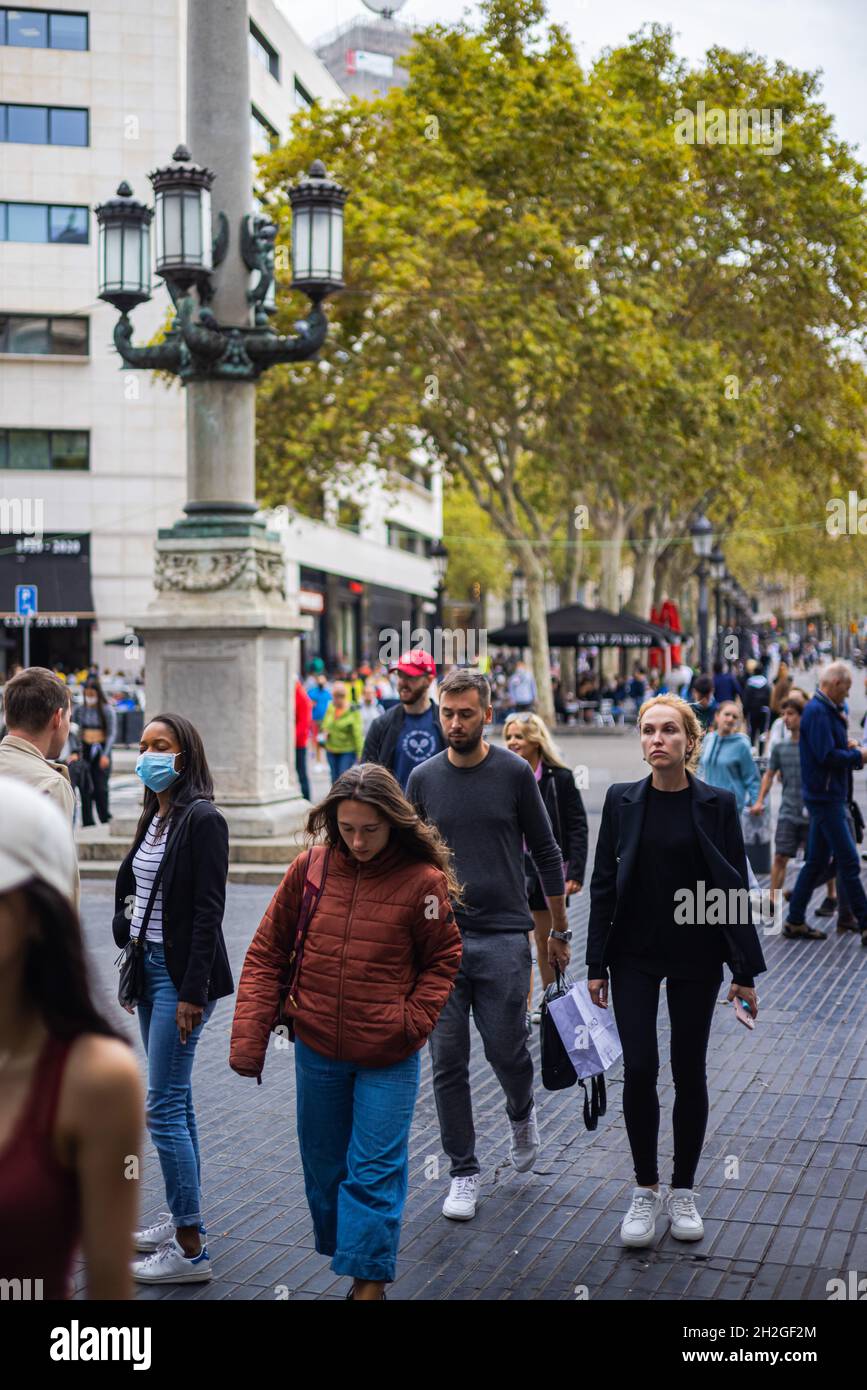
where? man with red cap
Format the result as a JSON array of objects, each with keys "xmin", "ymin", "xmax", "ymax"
[{"xmin": 361, "ymin": 649, "xmax": 446, "ymax": 790}]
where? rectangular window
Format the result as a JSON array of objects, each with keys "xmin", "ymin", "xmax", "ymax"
[
  {"xmin": 48, "ymin": 106, "xmax": 88, "ymax": 145},
  {"xmin": 294, "ymin": 78, "xmax": 313, "ymax": 111},
  {"xmin": 0, "ymin": 103, "xmax": 88, "ymax": 146},
  {"xmin": 249, "ymin": 19, "xmax": 279, "ymax": 82},
  {"xmin": 48, "ymin": 10, "xmax": 86, "ymax": 49},
  {"xmin": 0, "ymin": 313, "xmax": 88, "ymax": 355},
  {"xmin": 5, "ymin": 7, "xmax": 48, "ymax": 45},
  {"xmin": 337, "ymin": 500, "xmax": 362, "ymax": 534},
  {"xmin": 48, "ymin": 204, "xmax": 88, "ymax": 243},
  {"xmin": 0, "ymin": 9, "xmax": 88, "ymax": 49},
  {"xmin": 6, "ymin": 103, "xmax": 48, "ymax": 142},
  {"xmin": 250, "ymin": 105, "xmax": 278, "ymax": 157},
  {"xmin": 0, "ymin": 428, "xmax": 89, "ymax": 469},
  {"xmin": 0, "ymin": 202, "xmax": 89, "ymax": 244}
]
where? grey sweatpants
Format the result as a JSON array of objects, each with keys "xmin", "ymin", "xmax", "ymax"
[{"xmin": 428, "ymin": 928, "xmax": 535, "ymax": 1177}]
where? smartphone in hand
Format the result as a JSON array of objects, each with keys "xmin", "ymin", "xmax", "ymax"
[{"xmin": 733, "ymin": 997, "xmax": 755, "ymax": 1030}]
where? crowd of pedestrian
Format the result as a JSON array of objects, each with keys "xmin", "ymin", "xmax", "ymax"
[{"xmin": 1, "ymin": 642, "xmax": 865, "ymax": 1299}]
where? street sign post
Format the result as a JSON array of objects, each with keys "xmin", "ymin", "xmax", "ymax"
[{"xmin": 15, "ymin": 584, "xmax": 38, "ymax": 668}]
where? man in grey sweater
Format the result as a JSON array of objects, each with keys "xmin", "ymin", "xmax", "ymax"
[{"xmin": 407, "ymin": 669, "xmax": 570, "ymax": 1221}]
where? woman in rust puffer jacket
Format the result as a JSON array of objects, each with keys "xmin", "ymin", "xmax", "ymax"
[{"xmin": 230, "ymin": 763, "xmax": 462, "ymax": 1301}]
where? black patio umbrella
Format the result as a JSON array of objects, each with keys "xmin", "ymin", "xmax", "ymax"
[{"xmin": 488, "ymin": 601, "xmax": 682, "ymax": 650}]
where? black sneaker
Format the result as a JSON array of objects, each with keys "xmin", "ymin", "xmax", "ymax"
[
  {"xmin": 814, "ymin": 897, "xmax": 838, "ymax": 917},
  {"xmin": 783, "ymin": 920, "xmax": 827, "ymax": 940},
  {"xmin": 836, "ymin": 913, "xmax": 858, "ymax": 933}
]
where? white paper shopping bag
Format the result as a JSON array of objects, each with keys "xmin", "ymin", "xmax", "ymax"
[{"xmin": 546, "ymin": 979, "xmax": 622, "ymax": 1080}]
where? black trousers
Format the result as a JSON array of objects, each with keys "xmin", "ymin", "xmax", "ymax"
[
  {"xmin": 80, "ymin": 755, "xmax": 111, "ymax": 825},
  {"xmin": 609, "ymin": 963, "xmax": 720, "ymax": 1190}
]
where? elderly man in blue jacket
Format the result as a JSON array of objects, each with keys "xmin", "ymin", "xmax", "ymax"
[{"xmin": 785, "ymin": 662, "xmax": 867, "ymax": 942}]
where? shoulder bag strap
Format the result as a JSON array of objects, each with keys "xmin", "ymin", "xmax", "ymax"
[{"xmin": 285, "ymin": 844, "xmax": 331, "ymax": 1007}]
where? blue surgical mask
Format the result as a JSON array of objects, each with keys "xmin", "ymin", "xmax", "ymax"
[{"xmin": 135, "ymin": 751, "xmax": 181, "ymax": 793}]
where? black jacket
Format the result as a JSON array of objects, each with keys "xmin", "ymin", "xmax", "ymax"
[
  {"xmin": 113, "ymin": 799, "xmax": 234, "ymax": 1006},
  {"xmin": 586, "ymin": 772, "xmax": 766, "ymax": 985},
  {"xmin": 361, "ymin": 700, "xmax": 446, "ymax": 771},
  {"xmin": 538, "ymin": 762, "xmax": 588, "ymax": 883}
]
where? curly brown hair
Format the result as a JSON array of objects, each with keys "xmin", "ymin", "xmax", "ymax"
[{"xmin": 305, "ymin": 763, "xmax": 463, "ymax": 902}]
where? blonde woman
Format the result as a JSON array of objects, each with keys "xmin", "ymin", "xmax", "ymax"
[
  {"xmin": 697, "ymin": 701, "xmax": 760, "ymax": 816},
  {"xmin": 504, "ymin": 714, "xmax": 587, "ymax": 1021},
  {"xmin": 586, "ymin": 695, "xmax": 765, "ymax": 1249}
]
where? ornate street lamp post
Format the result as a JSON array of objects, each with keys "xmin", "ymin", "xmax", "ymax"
[{"xmin": 92, "ymin": 0, "xmax": 350, "ymax": 840}]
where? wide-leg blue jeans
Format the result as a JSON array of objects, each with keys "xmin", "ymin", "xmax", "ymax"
[{"xmin": 294, "ymin": 1036, "xmax": 421, "ymax": 1283}]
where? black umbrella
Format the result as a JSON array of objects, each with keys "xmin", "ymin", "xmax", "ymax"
[{"xmin": 488, "ymin": 602, "xmax": 681, "ymax": 649}]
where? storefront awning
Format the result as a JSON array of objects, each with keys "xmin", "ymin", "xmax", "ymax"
[{"xmin": 0, "ymin": 535, "xmax": 95, "ymax": 622}]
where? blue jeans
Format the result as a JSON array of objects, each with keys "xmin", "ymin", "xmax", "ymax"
[
  {"xmin": 788, "ymin": 801, "xmax": 867, "ymax": 929},
  {"xmin": 294, "ymin": 1037, "xmax": 421, "ymax": 1283},
  {"xmin": 326, "ymin": 750, "xmax": 357, "ymax": 783},
  {"xmin": 137, "ymin": 942, "xmax": 216, "ymax": 1227}
]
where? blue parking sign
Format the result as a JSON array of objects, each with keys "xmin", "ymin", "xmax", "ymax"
[{"xmin": 15, "ymin": 584, "xmax": 38, "ymax": 617}]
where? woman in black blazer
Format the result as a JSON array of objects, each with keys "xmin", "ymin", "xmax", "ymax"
[
  {"xmin": 504, "ymin": 713, "xmax": 588, "ymax": 1020},
  {"xmin": 586, "ymin": 694, "xmax": 765, "ymax": 1250},
  {"xmin": 113, "ymin": 712, "xmax": 232, "ymax": 1286}
]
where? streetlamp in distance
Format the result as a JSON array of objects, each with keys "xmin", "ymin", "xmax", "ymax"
[
  {"xmin": 430, "ymin": 538, "xmax": 449, "ymax": 644},
  {"xmin": 710, "ymin": 547, "xmax": 725, "ymax": 665},
  {"xmin": 690, "ymin": 514, "xmax": 714, "ymax": 673}
]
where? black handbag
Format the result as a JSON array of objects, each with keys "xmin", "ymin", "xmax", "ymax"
[
  {"xmin": 115, "ymin": 800, "xmax": 203, "ymax": 1008},
  {"xmin": 540, "ymin": 964, "xmax": 577, "ymax": 1092},
  {"xmin": 850, "ymin": 799, "xmax": 865, "ymax": 845}
]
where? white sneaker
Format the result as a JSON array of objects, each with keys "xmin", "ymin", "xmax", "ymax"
[
  {"xmin": 132, "ymin": 1235, "xmax": 212, "ymax": 1283},
  {"xmin": 620, "ymin": 1186, "xmax": 665, "ymax": 1247},
  {"xmin": 133, "ymin": 1213, "xmax": 207, "ymax": 1252},
  {"xmin": 442, "ymin": 1175, "xmax": 478, "ymax": 1221},
  {"xmin": 508, "ymin": 1106, "xmax": 539, "ymax": 1172},
  {"xmin": 666, "ymin": 1187, "xmax": 705, "ymax": 1241},
  {"xmin": 133, "ymin": 1213, "xmax": 174, "ymax": 1253}
]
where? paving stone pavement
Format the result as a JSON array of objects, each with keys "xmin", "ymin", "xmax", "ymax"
[{"xmin": 72, "ymin": 749, "xmax": 867, "ymax": 1302}]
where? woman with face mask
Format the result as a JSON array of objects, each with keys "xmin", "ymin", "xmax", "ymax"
[
  {"xmin": 112, "ymin": 713, "xmax": 233, "ymax": 1284},
  {"xmin": 68, "ymin": 677, "xmax": 117, "ymax": 826}
]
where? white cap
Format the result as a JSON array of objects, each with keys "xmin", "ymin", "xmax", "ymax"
[{"xmin": 0, "ymin": 775, "xmax": 78, "ymax": 906}]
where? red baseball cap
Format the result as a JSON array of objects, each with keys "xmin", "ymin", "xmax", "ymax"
[{"xmin": 394, "ymin": 649, "xmax": 436, "ymax": 677}]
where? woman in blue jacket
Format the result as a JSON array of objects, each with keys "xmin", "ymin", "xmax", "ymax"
[{"xmin": 697, "ymin": 701, "xmax": 760, "ymax": 814}]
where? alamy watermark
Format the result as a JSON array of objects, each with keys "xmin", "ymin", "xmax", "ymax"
[
  {"xmin": 378, "ymin": 621, "xmax": 487, "ymax": 668},
  {"xmin": 0, "ymin": 496, "xmax": 44, "ymax": 541},
  {"xmin": 673, "ymin": 101, "xmax": 783, "ymax": 156}
]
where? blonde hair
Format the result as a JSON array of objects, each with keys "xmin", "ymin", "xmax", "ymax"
[
  {"xmin": 715, "ymin": 699, "xmax": 745, "ymax": 733},
  {"xmin": 503, "ymin": 712, "xmax": 566, "ymax": 769},
  {"xmin": 637, "ymin": 694, "xmax": 704, "ymax": 773}
]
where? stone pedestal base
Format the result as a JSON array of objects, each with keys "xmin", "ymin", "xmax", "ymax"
[{"xmin": 115, "ymin": 528, "xmax": 312, "ymax": 841}]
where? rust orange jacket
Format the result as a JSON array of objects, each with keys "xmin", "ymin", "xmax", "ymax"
[{"xmin": 229, "ymin": 839, "xmax": 462, "ymax": 1075}]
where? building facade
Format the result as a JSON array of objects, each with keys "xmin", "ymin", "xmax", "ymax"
[{"xmin": 1, "ymin": 0, "xmax": 440, "ymax": 679}]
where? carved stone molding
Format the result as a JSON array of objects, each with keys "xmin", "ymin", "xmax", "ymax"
[{"xmin": 154, "ymin": 546, "xmax": 286, "ymax": 597}]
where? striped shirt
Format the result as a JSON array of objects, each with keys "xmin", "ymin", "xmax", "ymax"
[{"xmin": 130, "ymin": 813, "xmax": 170, "ymax": 943}]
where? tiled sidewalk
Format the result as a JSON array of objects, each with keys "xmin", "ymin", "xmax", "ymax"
[{"xmin": 74, "ymin": 846, "xmax": 867, "ymax": 1302}]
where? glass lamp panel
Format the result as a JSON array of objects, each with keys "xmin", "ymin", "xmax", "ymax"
[
  {"xmin": 161, "ymin": 191, "xmax": 182, "ymax": 263},
  {"xmin": 330, "ymin": 207, "xmax": 343, "ymax": 280},
  {"xmin": 311, "ymin": 208, "xmax": 329, "ymax": 278},
  {"xmin": 199, "ymin": 188, "xmax": 212, "ymax": 270},
  {"xmin": 292, "ymin": 208, "xmax": 310, "ymax": 278},
  {"xmin": 104, "ymin": 223, "xmax": 122, "ymax": 287},
  {"xmin": 122, "ymin": 223, "xmax": 144, "ymax": 291}
]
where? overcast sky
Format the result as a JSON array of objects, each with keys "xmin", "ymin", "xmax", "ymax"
[{"xmin": 278, "ymin": 0, "xmax": 867, "ymax": 158}]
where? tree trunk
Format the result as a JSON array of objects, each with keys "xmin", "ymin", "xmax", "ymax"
[{"xmin": 523, "ymin": 554, "xmax": 555, "ymax": 726}]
